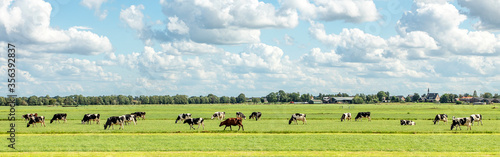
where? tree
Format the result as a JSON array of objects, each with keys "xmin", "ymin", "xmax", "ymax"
[
  {"xmin": 494, "ymin": 93, "xmax": 500, "ymax": 99},
  {"xmin": 483, "ymin": 92, "xmax": 493, "ymax": 98},
  {"xmin": 28, "ymin": 96, "xmax": 38, "ymax": 106},
  {"xmin": 353, "ymin": 96, "xmax": 364, "ymax": 104},
  {"xmin": 278, "ymin": 90, "xmax": 288, "ymax": 102},
  {"xmin": 440, "ymin": 94, "xmax": 449, "ymax": 103},
  {"xmin": 412, "ymin": 93, "xmax": 420, "ymax": 102},
  {"xmin": 473, "ymin": 90, "xmax": 478, "ymax": 97},
  {"xmin": 251, "ymin": 97, "xmax": 260, "ymax": 104},
  {"xmin": 266, "ymin": 92, "xmax": 278, "ymax": 103},
  {"xmin": 376, "ymin": 91, "xmax": 387, "ymax": 102},
  {"xmin": 236, "ymin": 93, "xmax": 246, "ymax": 103}
]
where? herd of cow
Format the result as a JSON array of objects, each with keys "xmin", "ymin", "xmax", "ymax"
[{"xmin": 21, "ymin": 111, "xmax": 483, "ymax": 131}]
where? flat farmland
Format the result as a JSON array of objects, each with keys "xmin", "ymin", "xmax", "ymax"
[{"xmin": 1, "ymin": 103, "xmax": 499, "ymax": 156}]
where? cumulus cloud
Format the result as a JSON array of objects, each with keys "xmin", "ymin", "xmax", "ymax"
[
  {"xmin": 281, "ymin": 0, "xmax": 380, "ymax": 22},
  {"xmin": 458, "ymin": 0, "xmax": 500, "ymax": 31},
  {"xmin": 80, "ymin": 0, "xmax": 109, "ymax": 20},
  {"xmin": 160, "ymin": 41, "xmax": 224, "ymax": 55},
  {"xmin": 0, "ymin": 0, "xmax": 112, "ymax": 55}
]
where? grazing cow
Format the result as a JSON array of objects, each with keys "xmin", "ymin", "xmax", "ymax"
[
  {"xmin": 22, "ymin": 113, "xmax": 37, "ymax": 122},
  {"xmin": 131, "ymin": 112, "xmax": 146, "ymax": 120},
  {"xmin": 355, "ymin": 112, "xmax": 371, "ymax": 122},
  {"xmin": 211, "ymin": 112, "xmax": 225, "ymax": 120},
  {"xmin": 341, "ymin": 113, "xmax": 352, "ymax": 122},
  {"xmin": 121, "ymin": 114, "xmax": 137, "ymax": 125},
  {"xmin": 104, "ymin": 116, "xmax": 124, "ymax": 130},
  {"xmin": 249, "ymin": 112, "xmax": 262, "ymax": 121},
  {"xmin": 183, "ymin": 118, "xmax": 205, "ymax": 130},
  {"xmin": 50, "ymin": 113, "xmax": 67, "ymax": 124},
  {"xmin": 433, "ymin": 114, "xmax": 448, "ymax": 125},
  {"xmin": 219, "ymin": 117, "xmax": 244, "ymax": 131},
  {"xmin": 175, "ymin": 113, "xmax": 192, "ymax": 123},
  {"xmin": 451, "ymin": 116, "xmax": 472, "ymax": 130},
  {"xmin": 27, "ymin": 116, "xmax": 45, "ymax": 127},
  {"xmin": 400, "ymin": 120, "xmax": 415, "ymax": 125},
  {"xmin": 289, "ymin": 113, "xmax": 307, "ymax": 125},
  {"xmin": 236, "ymin": 112, "xmax": 246, "ymax": 120},
  {"xmin": 470, "ymin": 114, "xmax": 483, "ymax": 126},
  {"xmin": 81, "ymin": 114, "xmax": 100, "ymax": 124}
]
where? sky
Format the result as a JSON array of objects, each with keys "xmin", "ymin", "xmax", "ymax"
[{"xmin": 1, "ymin": 0, "xmax": 500, "ymax": 97}]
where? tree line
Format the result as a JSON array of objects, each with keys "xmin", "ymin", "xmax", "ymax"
[{"xmin": 1, "ymin": 90, "xmax": 498, "ymax": 106}]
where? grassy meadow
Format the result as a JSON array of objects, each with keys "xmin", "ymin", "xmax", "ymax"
[{"xmin": 0, "ymin": 103, "xmax": 499, "ymax": 156}]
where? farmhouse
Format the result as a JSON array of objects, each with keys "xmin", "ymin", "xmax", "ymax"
[
  {"xmin": 331, "ymin": 97, "xmax": 354, "ymax": 104},
  {"xmin": 395, "ymin": 96, "xmax": 405, "ymax": 102},
  {"xmin": 424, "ymin": 88, "xmax": 440, "ymax": 102}
]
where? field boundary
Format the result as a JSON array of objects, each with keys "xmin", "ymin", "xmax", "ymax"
[
  {"xmin": 0, "ymin": 151, "xmax": 498, "ymax": 156},
  {"xmin": 14, "ymin": 133, "xmax": 500, "ymax": 136}
]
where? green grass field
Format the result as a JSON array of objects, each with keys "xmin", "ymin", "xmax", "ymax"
[{"xmin": 1, "ymin": 103, "xmax": 499, "ymax": 156}]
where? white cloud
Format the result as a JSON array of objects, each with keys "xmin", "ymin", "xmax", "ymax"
[
  {"xmin": 120, "ymin": 4, "xmax": 144, "ymax": 31},
  {"xmin": 300, "ymin": 48, "xmax": 341, "ymax": 67},
  {"xmin": 160, "ymin": 41, "xmax": 224, "ymax": 55},
  {"xmin": 0, "ymin": 0, "xmax": 112, "ymax": 55},
  {"xmin": 458, "ymin": 0, "xmax": 500, "ymax": 31},
  {"xmin": 80, "ymin": 0, "xmax": 109, "ymax": 19},
  {"xmin": 284, "ymin": 34, "xmax": 294, "ymax": 45},
  {"xmin": 281, "ymin": 0, "xmax": 380, "ymax": 22},
  {"xmin": 167, "ymin": 16, "xmax": 189, "ymax": 35}
]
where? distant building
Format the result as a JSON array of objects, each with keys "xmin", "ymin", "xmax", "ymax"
[
  {"xmin": 425, "ymin": 88, "xmax": 440, "ymax": 102},
  {"xmin": 395, "ymin": 96, "xmax": 405, "ymax": 102},
  {"xmin": 331, "ymin": 97, "xmax": 354, "ymax": 104}
]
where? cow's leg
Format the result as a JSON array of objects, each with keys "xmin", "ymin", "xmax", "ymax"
[
  {"xmin": 197, "ymin": 124, "xmax": 201, "ymax": 130},
  {"xmin": 480, "ymin": 120, "xmax": 483, "ymax": 126},
  {"xmin": 133, "ymin": 119, "xmax": 137, "ymax": 125},
  {"xmin": 230, "ymin": 125, "xmax": 232, "ymax": 130},
  {"xmin": 368, "ymin": 116, "xmax": 371, "ymax": 122},
  {"xmin": 202, "ymin": 122, "xmax": 205, "ymax": 130},
  {"xmin": 224, "ymin": 125, "xmax": 228, "ymax": 130}
]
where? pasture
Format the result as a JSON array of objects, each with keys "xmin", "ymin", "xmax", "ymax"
[{"xmin": 1, "ymin": 103, "xmax": 499, "ymax": 156}]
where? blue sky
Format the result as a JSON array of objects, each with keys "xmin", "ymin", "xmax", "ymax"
[{"xmin": 1, "ymin": 0, "xmax": 500, "ymax": 97}]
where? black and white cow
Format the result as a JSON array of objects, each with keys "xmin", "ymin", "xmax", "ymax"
[
  {"xmin": 249, "ymin": 112, "xmax": 262, "ymax": 121},
  {"xmin": 433, "ymin": 114, "xmax": 448, "ymax": 125},
  {"xmin": 81, "ymin": 114, "xmax": 100, "ymax": 124},
  {"xmin": 50, "ymin": 113, "xmax": 67, "ymax": 124},
  {"xmin": 470, "ymin": 114, "xmax": 483, "ymax": 126},
  {"xmin": 341, "ymin": 113, "xmax": 351, "ymax": 122},
  {"xmin": 131, "ymin": 112, "xmax": 146, "ymax": 120},
  {"xmin": 211, "ymin": 112, "xmax": 225, "ymax": 120},
  {"xmin": 400, "ymin": 120, "xmax": 415, "ymax": 125},
  {"xmin": 27, "ymin": 116, "xmax": 45, "ymax": 127},
  {"xmin": 104, "ymin": 116, "xmax": 124, "ymax": 130},
  {"xmin": 183, "ymin": 118, "xmax": 205, "ymax": 130},
  {"xmin": 451, "ymin": 116, "xmax": 472, "ymax": 130},
  {"xmin": 355, "ymin": 112, "xmax": 371, "ymax": 122},
  {"xmin": 22, "ymin": 113, "xmax": 37, "ymax": 122},
  {"xmin": 121, "ymin": 114, "xmax": 137, "ymax": 125},
  {"xmin": 236, "ymin": 112, "xmax": 246, "ymax": 120},
  {"xmin": 175, "ymin": 113, "xmax": 192, "ymax": 123},
  {"xmin": 289, "ymin": 113, "xmax": 307, "ymax": 125}
]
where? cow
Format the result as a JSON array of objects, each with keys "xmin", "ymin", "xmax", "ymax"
[
  {"xmin": 236, "ymin": 112, "xmax": 246, "ymax": 120},
  {"xmin": 433, "ymin": 114, "xmax": 448, "ymax": 125},
  {"xmin": 22, "ymin": 113, "xmax": 37, "ymax": 122},
  {"xmin": 355, "ymin": 112, "xmax": 371, "ymax": 122},
  {"xmin": 104, "ymin": 116, "xmax": 124, "ymax": 130},
  {"xmin": 50, "ymin": 113, "xmax": 67, "ymax": 124},
  {"xmin": 211, "ymin": 112, "xmax": 225, "ymax": 120},
  {"xmin": 451, "ymin": 116, "xmax": 472, "ymax": 130},
  {"xmin": 121, "ymin": 114, "xmax": 137, "ymax": 125},
  {"xmin": 400, "ymin": 120, "xmax": 415, "ymax": 125},
  {"xmin": 81, "ymin": 114, "xmax": 100, "ymax": 124},
  {"xmin": 131, "ymin": 112, "xmax": 146, "ymax": 120},
  {"xmin": 27, "ymin": 116, "xmax": 45, "ymax": 127},
  {"xmin": 470, "ymin": 114, "xmax": 483, "ymax": 126},
  {"xmin": 341, "ymin": 113, "xmax": 351, "ymax": 122},
  {"xmin": 175, "ymin": 113, "xmax": 192, "ymax": 124},
  {"xmin": 249, "ymin": 112, "xmax": 262, "ymax": 121},
  {"xmin": 219, "ymin": 117, "xmax": 244, "ymax": 131},
  {"xmin": 289, "ymin": 113, "xmax": 307, "ymax": 125},
  {"xmin": 183, "ymin": 118, "xmax": 205, "ymax": 130}
]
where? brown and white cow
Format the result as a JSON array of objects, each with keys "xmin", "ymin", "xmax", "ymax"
[
  {"xmin": 236, "ymin": 112, "xmax": 246, "ymax": 120},
  {"xmin": 27, "ymin": 116, "xmax": 45, "ymax": 127},
  {"xmin": 131, "ymin": 112, "xmax": 146, "ymax": 120},
  {"xmin": 341, "ymin": 113, "xmax": 351, "ymax": 122}
]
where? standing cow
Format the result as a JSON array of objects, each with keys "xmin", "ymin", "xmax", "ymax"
[
  {"xmin": 211, "ymin": 112, "xmax": 225, "ymax": 120},
  {"xmin": 219, "ymin": 117, "xmax": 244, "ymax": 131},
  {"xmin": 104, "ymin": 116, "xmax": 124, "ymax": 130},
  {"xmin": 355, "ymin": 112, "xmax": 371, "ymax": 122},
  {"xmin": 184, "ymin": 118, "xmax": 205, "ymax": 130},
  {"xmin": 131, "ymin": 112, "xmax": 146, "ymax": 120},
  {"xmin": 236, "ymin": 112, "xmax": 246, "ymax": 120},
  {"xmin": 175, "ymin": 113, "xmax": 192, "ymax": 123},
  {"xmin": 451, "ymin": 116, "xmax": 472, "ymax": 130},
  {"xmin": 470, "ymin": 114, "xmax": 483, "ymax": 126},
  {"xmin": 22, "ymin": 113, "xmax": 38, "ymax": 122},
  {"xmin": 249, "ymin": 112, "xmax": 262, "ymax": 121},
  {"xmin": 433, "ymin": 114, "xmax": 448, "ymax": 125},
  {"xmin": 27, "ymin": 116, "xmax": 45, "ymax": 127},
  {"xmin": 289, "ymin": 113, "xmax": 307, "ymax": 125},
  {"xmin": 341, "ymin": 113, "xmax": 351, "ymax": 122},
  {"xmin": 50, "ymin": 113, "xmax": 67, "ymax": 124},
  {"xmin": 121, "ymin": 114, "xmax": 137, "ymax": 125}
]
